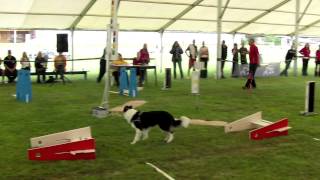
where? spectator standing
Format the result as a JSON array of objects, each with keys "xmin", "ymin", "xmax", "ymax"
[
  {"xmin": 299, "ymin": 43, "xmax": 311, "ymax": 76},
  {"xmin": 221, "ymin": 40, "xmax": 228, "ymax": 78},
  {"xmin": 34, "ymin": 51, "xmax": 46, "ymax": 83},
  {"xmin": 231, "ymin": 43, "xmax": 239, "ymax": 77},
  {"xmin": 280, "ymin": 45, "xmax": 296, "ymax": 76},
  {"xmin": 0, "ymin": 57, "xmax": 4, "ymax": 83},
  {"xmin": 239, "ymin": 42, "xmax": 248, "ymax": 64},
  {"xmin": 97, "ymin": 48, "xmax": 107, "ymax": 83},
  {"xmin": 170, "ymin": 41, "xmax": 184, "ymax": 79},
  {"xmin": 185, "ymin": 40, "xmax": 198, "ymax": 76},
  {"xmin": 4, "ymin": 50, "xmax": 17, "ymax": 83},
  {"xmin": 199, "ymin": 41, "xmax": 209, "ymax": 70},
  {"xmin": 315, "ymin": 45, "xmax": 320, "ymax": 77},
  {"xmin": 20, "ymin": 52, "xmax": 31, "ymax": 70},
  {"xmin": 243, "ymin": 39, "xmax": 259, "ymax": 89}
]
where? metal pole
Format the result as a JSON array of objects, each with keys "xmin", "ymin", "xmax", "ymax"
[
  {"xmin": 101, "ymin": 26, "xmax": 112, "ymax": 109},
  {"xmin": 101, "ymin": 0, "xmax": 119, "ymax": 110},
  {"xmin": 160, "ymin": 31, "xmax": 164, "ymax": 73},
  {"xmin": 294, "ymin": 0, "xmax": 300, "ymax": 77},
  {"xmin": 216, "ymin": 0, "xmax": 222, "ymax": 79},
  {"xmin": 71, "ymin": 29, "xmax": 74, "ymax": 72}
]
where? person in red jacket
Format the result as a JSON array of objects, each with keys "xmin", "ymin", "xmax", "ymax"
[
  {"xmin": 299, "ymin": 43, "xmax": 311, "ymax": 76},
  {"xmin": 315, "ymin": 45, "xmax": 320, "ymax": 76},
  {"xmin": 134, "ymin": 43, "xmax": 150, "ymax": 86},
  {"xmin": 243, "ymin": 39, "xmax": 259, "ymax": 89}
]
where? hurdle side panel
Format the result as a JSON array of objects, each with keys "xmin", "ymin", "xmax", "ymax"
[
  {"xmin": 30, "ymin": 127, "xmax": 92, "ymax": 148},
  {"xmin": 249, "ymin": 118, "xmax": 289, "ymax": 140},
  {"xmin": 28, "ymin": 138, "xmax": 96, "ymax": 161},
  {"xmin": 225, "ymin": 112, "xmax": 262, "ymax": 133}
]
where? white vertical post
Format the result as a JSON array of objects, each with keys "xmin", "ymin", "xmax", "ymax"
[
  {"xmin": 110, "ymin": 0, "xmax": 119, "ymax": 60},
  {"xmin": 216, "ymin": 0, "xmax": 222, "ymax": 79},
  {"xmin": 160, "ymin": 31, "xmax": 164, "ymax": 73},
  {"xmin": 294, "ymin": 0, "xmax": 300, "ymax": 77},
  {"xmin": 71, "ymin": 29, "xmax": 75, "ymax": 72},
  {"xmin": 101, "ymin": 0, "xmax": 119, "ymax": 110}
]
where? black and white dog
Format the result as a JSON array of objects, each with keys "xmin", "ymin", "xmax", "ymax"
[{"xmin": 123, "ymin": 106, "xmax": 190, "ymax": 144}]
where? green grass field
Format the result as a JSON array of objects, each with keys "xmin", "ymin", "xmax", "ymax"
[{"xmin": 1, "ymin": 72, "xmax": 320, "ymax": 180}]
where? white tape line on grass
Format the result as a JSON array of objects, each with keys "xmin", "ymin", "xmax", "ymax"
[
  {"xmin": 313, "ymin": 138, "xmax": 320, "ymax": 141},
  {"xmin": 146, "ymin": 162, "xmax": 175, "ymax": 180}
]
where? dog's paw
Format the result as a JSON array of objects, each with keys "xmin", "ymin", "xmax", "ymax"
[{"xmin": 130, "ymin": 141, "xmax": 136, "ymax": 145}]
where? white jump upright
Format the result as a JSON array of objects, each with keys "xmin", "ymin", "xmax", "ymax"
[
  {"xmin": 216, "ymin": 0, "xmax": 222, "ymax": 79},
  {"xmin": 191, "ymin": 62, "xmax": 203, "ymax": 95},
  {"xmin": 301, "ymin": 81, "xmax": 317, "ymax": 116},
  {"xmin": 93, "ymin": 0, "xmax": 119, "ymax": 118}
]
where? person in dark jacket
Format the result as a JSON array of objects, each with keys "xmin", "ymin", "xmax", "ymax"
[
  {"xmin": 243, "ymin": 39, "xmax": 259, "ymax": 89},
  {"xmin": 239, "ymin": 42, "xmax": 248, "ymax": 64},
  {"xmin": 97, "ymin": 48, "xmax": 107, "ymax": 83},
  {"xmin": 34, "ymin": 51, "xmax": 47, "ymax": 83},
  {"xmin": 231, "ymin": 43, "xmax": 239, "ymax": 77},
  {"xmin": 3, "ymin": 50, "xmax": 17, "ymax": 83},
  {"xmin": 221, "ymin": 40, "xmax": 228, "ymax": 78},
  {"xmin": 170, "ymin": 41, "xmax": 184, "ymax": 79},
  {"xmin": 280, "ymin": 45, "xmax": 296, "ymax": 76}
]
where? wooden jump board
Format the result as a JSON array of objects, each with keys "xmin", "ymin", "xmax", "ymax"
[
  {"xmin": 251, "ymin": 120, "xmax": 272, "ymax": 127},
  {"xmin": 30, "ymin": 127, "xmax": 92, "ymax": 148},
  {"xmin": 190, "ymin": 119, "xmax": 228, "ymax": 127},
  {"xmin": 110, "ymin": 100, "xmax": 147, "ymax": 113},
  {"xmin": 30, "ymin": 71, "xmax": 88, "ymax": 80}
]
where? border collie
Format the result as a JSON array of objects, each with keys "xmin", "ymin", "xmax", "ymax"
[{"xmin": 123, "ymin": 106, "xmax": 190, "ymax": 144}]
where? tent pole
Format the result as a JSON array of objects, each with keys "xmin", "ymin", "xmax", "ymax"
[
  {"xmin": 216, "ymin": 0, "xmax": 222, "ymax": 79},
  {"xmin": 101, "ymin": 0, "xmax": 119, "ymax": 111},
  {"xmin": 294, "ymin": 0, "xmax": 300, "ymax": 77},
  {"xmin": 160, "ymin": 30, "xmax": 164, "ymax": 73},
  {"xmin": 71, "ymin": 29, "xmax": 74, "ymax": 72}
]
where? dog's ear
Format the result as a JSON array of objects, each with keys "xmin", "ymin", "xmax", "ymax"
[{"xmin": 123, "ymin": 105, "xmax": 133, "ymax": 112}]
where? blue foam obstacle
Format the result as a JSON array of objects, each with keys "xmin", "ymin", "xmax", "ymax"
[
  {"xmin": 119, "ymin": 67, "xmax": 138, "ymax": 97},
  {"xmin": 129, "ymin": 68, "xmax": 137, "ymax": 97},
  {"xmin": 119, "ymin": 67, "xmax": 129, "ymax": 96},
  {"xmin": 16, "ymin": 69, "xmax": 32, "ymax": 103}
]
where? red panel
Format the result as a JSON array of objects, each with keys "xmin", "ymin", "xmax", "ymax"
[
  {"xmin": 28, "ymin": 138, "xmax": 96, "ymax": 161},
  {"xmin": 250, "ymin": 118, "xmax": 289, "ymax": 140}
]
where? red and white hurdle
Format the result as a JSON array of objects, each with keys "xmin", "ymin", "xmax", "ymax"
[
  {"xmin": 28, "ymin": 127, "xmax": 96, "ymax": 161},
  {"xmin": 224, "ymin": 112, "xmax": 291, "ymax": 140}
]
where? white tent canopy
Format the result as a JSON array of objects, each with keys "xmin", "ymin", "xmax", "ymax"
[{"xmin": 0, "ymin": 0, "xmax": 320, "ymax": 36}]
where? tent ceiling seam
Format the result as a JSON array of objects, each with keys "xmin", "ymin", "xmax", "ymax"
[
  {"xmin": 69, "ymin": 0, "xmax": 97, "ymax": 30},
  {"xmin": 157, "ymin": 0, "xmax": 204, "ymax": 32},
  {"xmin": 229, "ymin": 0, "xmax": 292, "ymax": 33}
]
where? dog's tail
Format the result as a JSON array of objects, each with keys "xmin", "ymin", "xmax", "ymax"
[{"xmin": 173, "ymin": 116, "xmax": 190, "ymax": 128}]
